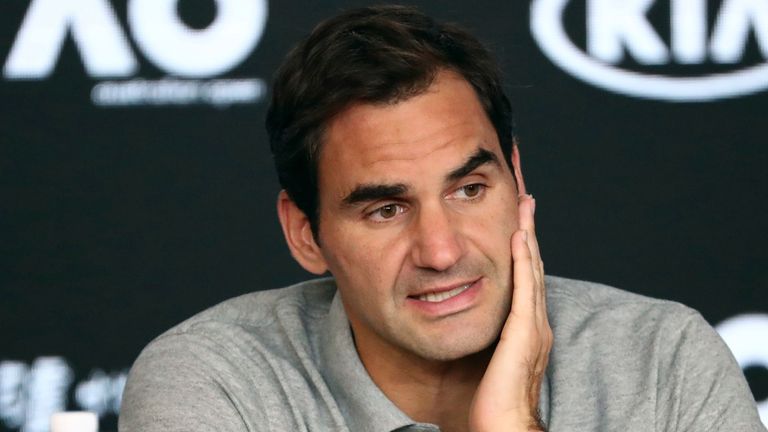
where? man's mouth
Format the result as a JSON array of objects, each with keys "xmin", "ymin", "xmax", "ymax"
[
  {"xmin": 415, "ymin": 283, "xmax": 473, "ymax": 303},
  {"xmin": 405, "ymin": 278, "xmax": 483, "ymax": 316}
]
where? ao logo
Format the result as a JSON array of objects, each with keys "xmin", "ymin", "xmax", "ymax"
[
  {"xmin": 716, "ymin": 314, "xmax": 768, "ymax": 424},
  {"xmin": 3, "ymin": 0, "xmax": 268, "ymax": 79},
  {"xmin": 530, "ymin": 0, "xmax": 768, "ymax": 101}
]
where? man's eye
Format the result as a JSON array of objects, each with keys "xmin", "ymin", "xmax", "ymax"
[
  {"xmin": 368, "ymin": 203, "xmax": 405, "ymax": 222},
  {"xmin": 452, "ymin": 183, "xmax": 486, "ymax": 199}
]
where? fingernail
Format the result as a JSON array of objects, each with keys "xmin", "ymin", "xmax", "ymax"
[
  {"xmin": 522, "ymin": 230, "xmax": 528, "ymax": 242},
  {"xmin": 531, "ymin": 197, "xmax": 536, "ymax": 216}
]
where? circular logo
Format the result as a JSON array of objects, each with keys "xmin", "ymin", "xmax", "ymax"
[
  {"xmin": 530, "ymin": 0, "xmax": 768, "ymax": 101},
  {"xmin": 716, "ymin": 314, "xmax": 768, "ymax": 424}
]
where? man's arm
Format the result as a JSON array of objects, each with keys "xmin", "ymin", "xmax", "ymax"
[{"xmin": 469, "ymin": 193, "xmax": 552, "ymax": 432}]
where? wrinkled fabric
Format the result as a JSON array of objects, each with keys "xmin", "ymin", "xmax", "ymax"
[{"xmin": 119, "ymin": 276, "xmax": 765, "ymax": 432}]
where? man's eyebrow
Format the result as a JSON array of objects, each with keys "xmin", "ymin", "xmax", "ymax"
[
  {"xmin": 339, "ymin": 148, "xmax": 498, "ymax": 208},
  {"xmin": 446, "ymin": 147, "xmax": 501, "ymax": 182},
  {"xmin": 341, "ymin": 183, "xmax": 409, "ymax": 207}
]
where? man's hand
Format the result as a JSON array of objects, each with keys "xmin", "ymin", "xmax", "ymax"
[{"xmin": 469, "ymin": 194, "xmax": 552, "ymax": 432}]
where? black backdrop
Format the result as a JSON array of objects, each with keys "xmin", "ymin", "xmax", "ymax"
[{"xmin": 1, "ymin": 1, "xmax": 766, "ymax": 431}]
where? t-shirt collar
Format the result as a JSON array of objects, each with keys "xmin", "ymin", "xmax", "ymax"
[{"xmin": 318, "ymin": 290, "xmax": 438, "ymax": 432}]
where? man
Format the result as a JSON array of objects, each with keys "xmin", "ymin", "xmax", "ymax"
[{"xmin": 119, "ymin": 5, "xmax": 764, "ymax": 432}]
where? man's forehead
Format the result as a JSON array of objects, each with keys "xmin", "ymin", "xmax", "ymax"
[
  {"xmin": 340, "ymin": 132, "xmax": 485, "ymax": 169},
  {"xmin": 316, "ymin": 70, "xmax": 502, "ymax": 200},
  {"xmin": 323, "ymin": 74, "xmax": 491, "ymax": 155}
]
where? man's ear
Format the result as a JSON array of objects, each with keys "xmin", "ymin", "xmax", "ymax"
[
  {"xmin": 511, "ymin": 141, "xmax": 528, "ymax": 196},
  {"xmin": 276, "ymin": 190, "xmax": 328, "ymax": 275}
]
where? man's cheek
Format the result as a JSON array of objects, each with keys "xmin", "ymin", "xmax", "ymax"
[
  {"xmin": 491, "ymin": 201, "xmax": 518, "ymax": 240},
  {"xmin": 471, "ymin": 217, "xmax": 513, "ymax": 268}
]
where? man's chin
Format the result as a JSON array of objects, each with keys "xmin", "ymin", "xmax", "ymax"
[
  {"xmin": 409, "ymin": 326, "xmax": 501, "ymax": 362},
  {"xmin": 414, "ymin": 302, "xmax": 508, "ymax": 361}
]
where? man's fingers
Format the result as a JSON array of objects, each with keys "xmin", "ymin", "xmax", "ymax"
[
  {"xmin": 515, "ymin": 194, "xmax": 551, "ymax": 373},
  {"xmin": 517, "ymin": 195, "xmax": 547, "ymax": 316},
  {"xmin": 510, "ymin": 229, "xmax": 537, "ymax": 321},
  {"xmin": 517, "ymin": 195, "xmax": 543, "ymax": 286}
]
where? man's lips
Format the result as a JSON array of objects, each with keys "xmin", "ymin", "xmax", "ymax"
[
  {"xmin": 405, "ymin": 278, "xmax": 483, "ymax": 316},
  {"xmin": 407, "ymin": 278, "xmax": 481, "ymax": 303}
]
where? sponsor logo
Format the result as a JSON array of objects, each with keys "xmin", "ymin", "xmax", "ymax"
[
  {"xmin": 716, "ymin": 314, "xmax": 768, "ymax": 425},
  {"xmin": 3, "ymin": 0, "xmax": 268, "ymax": 107},
  {"xmin": 0, "ymin": 357, "xmax": 126, "ymax": 432},
  {"xmin": 530, "ymin": 0, "xmax": 768, "ymax": 101}
]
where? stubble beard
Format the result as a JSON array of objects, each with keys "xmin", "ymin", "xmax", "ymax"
[{"xmin": 391, "ymin": 263, "xmax": 512, "ymax": 362}]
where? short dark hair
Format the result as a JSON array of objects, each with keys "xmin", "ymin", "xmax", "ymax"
[{"xmin": 266, "ymin": 5, "xmax": 515, "ymax": 235}]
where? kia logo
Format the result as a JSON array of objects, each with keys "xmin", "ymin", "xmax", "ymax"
[{"xmin": 530, "ymin": 0, "xmax": 768, "ymax": 101}]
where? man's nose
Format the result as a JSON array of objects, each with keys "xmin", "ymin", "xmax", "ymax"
[{"xmin": 410, "ymin": 202, "xmax": 465, "ymax": 271}]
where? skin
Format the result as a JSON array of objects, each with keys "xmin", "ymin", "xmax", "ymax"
[{"xmin": 278, "ymin": 70, "xmax": 551, "ymax": 432}]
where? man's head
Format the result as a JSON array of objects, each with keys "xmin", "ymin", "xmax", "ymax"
[
  {"xmin": 266, "ymin": 5, "xmax": 516, "ymax": 236},
  {"xmin": 269, "ymin": 6, "xmax": 526, "ymax": 363}
]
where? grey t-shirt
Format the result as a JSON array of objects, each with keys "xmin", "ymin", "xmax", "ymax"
[{"xmin": 119, "ymin": 276, "xmax": 765, "ymax": 431}]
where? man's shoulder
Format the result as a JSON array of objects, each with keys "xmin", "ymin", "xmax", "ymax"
[
  {"xmin": 542, "ymin": 276, "xmax": 764, "ymax": 431},
  {"xmin": 542, "ymin": 274, "xmax": 726, "ymax": 385},
  {"xmin": 545, "ymin": 274, "xmax": 697, "ymax": 325},
  {"xmin": 543, "ymin": 274, "xmax": 709, "ymax": 353},
  {"xmin": 120, "ymin": 278, "xmax": 339, "ymax": 432},
  {"xmin": 128, "ymin": 277, "xmax": 338, "ymax": 382},
  {"xmin": 163, "ymin": 277, "xmax": 337, "ymax": 338}
]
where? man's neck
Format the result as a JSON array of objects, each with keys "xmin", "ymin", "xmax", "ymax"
[{"xmin": 354, "ymin": 331, "xmax": 494, "ymax": 432}]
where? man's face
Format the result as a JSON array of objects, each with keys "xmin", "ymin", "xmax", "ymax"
[{"xmin": 316, "ymin": 70, "xmax": 520, "ymax": 361}]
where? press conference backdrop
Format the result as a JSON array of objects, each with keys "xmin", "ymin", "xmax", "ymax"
[{"xmin": 1, "ymin": 1, "xmax": 766, "ymax": 430}]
